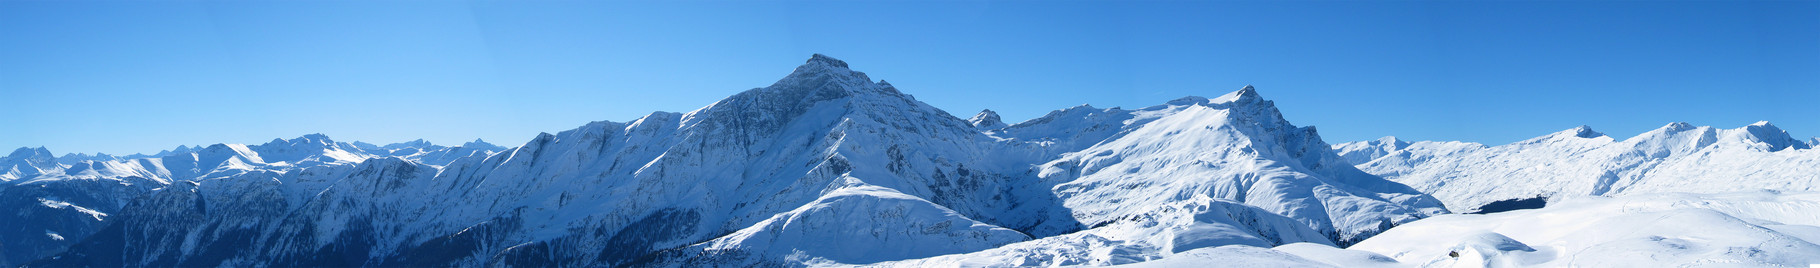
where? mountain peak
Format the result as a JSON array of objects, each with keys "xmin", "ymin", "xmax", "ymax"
[
  {"xmin": 7, "ymin": 147, "xmax": 53, "ymax": 160},
  {"xmin": 1165, "ymin": 96, "xmax": 1211, "ymax": 106},
  {"xmin": 1333, "ymin": 136, "xmax": 1414, "ymax": 165},
  {"xmin": 1211, "ymin": 85, "xmax": 1263, "ymax": 104},
  {"xmin": 1377, "ymin": 136, "xmax": 1410, "ymax": 147},
  {"xmin": 1552, "ymin": 125, "xmax": 1605, "ymax": 139},
  {"xmin": 771, "ymin": 54, "xmax": 877, "ymax": 92},
  {"xmin": 381, "ymin": 139, "xmax": 437, "ymax": 150},
  {"xmin": 968, "ymin": 109, "xmax": 1007, "ymax": 129},
  {"xmin": 300, "ymin": 133, "xmax": 331, "ymax": 141},
  {"xmin": 260, "ymin": 134, "xmax": 338, "ymax": 149},
  {"xmin": 806, "ymin": 53, "xmax": 849, "ymax": 69},
  {"xmin": 1744, "ymin": 121, "xmax": 1782, "ymax": 131},
  {"xmin": 1738, "ymin": 121, "xmax": 1807, "ymax": 151},
  {"xmin": 462, "ymin": 139, "xmax": 505, "ymax": 150}
]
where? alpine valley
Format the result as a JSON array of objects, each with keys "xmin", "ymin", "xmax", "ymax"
[{"xmin": 4, "ymin": 55, "xmax": 1816, "ymax": 267}]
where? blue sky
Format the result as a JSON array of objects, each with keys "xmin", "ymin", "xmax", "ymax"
[{"xmin": 3, "ymin": 1, "xmax": 1816, "ymax": 155}]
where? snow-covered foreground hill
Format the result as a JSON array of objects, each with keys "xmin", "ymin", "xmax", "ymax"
[
  {"xmin": 1335, "ymin": 123, "xmax": 1820, "ymax": 213},
  {"xmin": 1314, "ymin": 124, "xmax": 1820, "ymax": 267},
  {"xmin": 2, "ymin": 55, "xmax": 1444, "ymax": 267},
  {"xmin": 1106, "ymin": 191, "xmax": 1820, "ymax": 267}
]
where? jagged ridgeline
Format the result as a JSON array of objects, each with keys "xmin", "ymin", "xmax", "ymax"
[{"xmin": 2, "ymin": 55, "xmax": 1445, "ymax": 267}]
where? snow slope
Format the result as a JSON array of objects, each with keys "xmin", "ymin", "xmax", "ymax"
[
  {"xmin": 1029, "ymin": 89, "xmax": 1445, "ymax": 245},
  {"xmin": 1106, "ymin": 191, "xmax": 1820, "ymax": 267},
  {"xmin": 1337, "ymin": 122, "xmax": 1820, "ymax": 212},
  {"xmin": 873, "ymin": 197, "xmax": 1339, "ymax": 267},
  {"xmin": 1108, "ymin": 242, "xmax": 1409, "ymax": 268},
  {"xmin": 690, "ymin": 184, "xmax": 1029, "ymax": 265},
  {"xmin": 1349, "ymin": 191, "xmax": 1820, "ymax": 267}
]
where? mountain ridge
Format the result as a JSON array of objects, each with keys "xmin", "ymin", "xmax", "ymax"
[
  {"xmin": 1336, "ymin": 121, "xmax": 1820, "ymax": 212},
  {"xmin": 9, "ymin": 55, "xmax": 1445, "ymax": 267}
]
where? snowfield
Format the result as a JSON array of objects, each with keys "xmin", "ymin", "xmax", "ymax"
[
  {"xmin": 1105, "ymin": 191, "xmax": 1820, "ymax": 267},
  {"xmin": 1353, "ymin": 191, "xmax": 1820, "ymax": 267},
  {"xmin": 1, "ymin": 55, "xmax": 1814, "ymax": 267},
  {"xmin": 1335, "ymin": 122, "xmax": 1820, "ymax": 213}
]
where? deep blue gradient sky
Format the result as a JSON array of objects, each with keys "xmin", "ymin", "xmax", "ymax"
[{"xmin": 4, "ymin": 1, "xmax": 1817, "ymax": 155}]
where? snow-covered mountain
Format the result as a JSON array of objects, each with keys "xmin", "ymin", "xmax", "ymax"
[
  {"xmin": 4, "ymin": 55, "xmax": 1445, "ymax": 267},
  {"xmin": 1, "ymin": 147, "xmax": 60, "ymax": 182},
  {"xmin": 877, "ymin": 88, "xmax": 1446, "ymax": 267},
  {"xmin": 968, "ymin": 109, "xmax": 1008, "ymax": 130},
  {"xmin": 1335, "ymin": 122, "xmax": 1820, "ymax": 213},
  {"xmin": 1332, "ymin": 136, "xmax": 1411, "ymax": 165},
  {"xmin": 0, "ymin": 137, "xmax": 504, "ymax": 267}
]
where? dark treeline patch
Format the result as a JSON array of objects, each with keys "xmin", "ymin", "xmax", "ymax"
[{"xmin": 1470, "ymin": 196, "xmax": 1547, "ymax": 214}]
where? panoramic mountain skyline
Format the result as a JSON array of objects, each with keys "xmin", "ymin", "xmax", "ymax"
[
  {"xmin": 5, "ymin": 1, "xmax": 1818, "ymax": 155},
  {"xmin": 3, "ymin": 54, "xmax": 1457, "ymax": 267},
  {"xmin": 5, "ymin": 53, "xmax": 1818, "ymax": 268},
  {"xmin": 5, "ymin": 2, "xmax": 1818, "ymax": 267}
]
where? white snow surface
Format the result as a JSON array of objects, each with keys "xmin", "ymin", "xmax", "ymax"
[
  {"xmin": 1349, "ymin": 191, "xmax": 1820, "ymax": 267},
  {"xmin": 1089, "ymin": 242, "xmax": 1404, "ymax": 268},
  {"xmin": 698, "ymin": 182, "xmax": 1029, "ymax": 265},
  {"xmin": 1075, "ymin": 191, "xmax": 1820, "ymax": 267},
  {"xmin": 1338, "ymin": 122, "xmax": 1820, "ymax": 212},
  {"xmin": 869, "ymin": 197, "xmax": 1337, "ymax": 267}
]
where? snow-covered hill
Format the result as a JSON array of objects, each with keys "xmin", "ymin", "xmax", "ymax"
[
  {"xmin": 5, "ymin": 55, "xmax": 1445, "ymax": 267},
  {"xmin": 1351, "ymin": 191, "xmax": 1820, "ymax": 267},
  {"xmin": 1334, "ymin": 122, "xmax": 1820, "ymax": 213},
  {"xmin": 1115, "ymin": 191, "xmax": 1820, "ymax": 267}
]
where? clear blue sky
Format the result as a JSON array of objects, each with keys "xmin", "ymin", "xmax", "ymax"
[{"xmin": 3, "ymin": 1, "xmax": 1817, "ymax": 155}]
